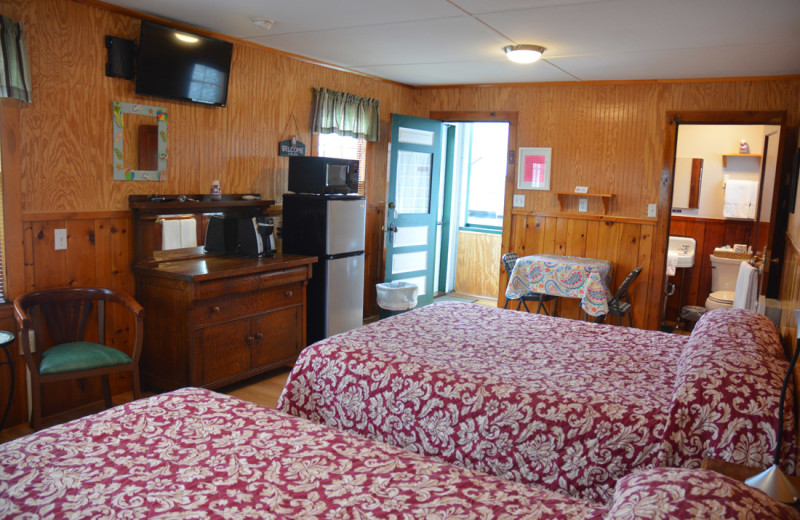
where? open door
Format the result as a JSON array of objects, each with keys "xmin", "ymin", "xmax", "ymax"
[{"xmin": 384, "ymin": 114, "xmax": 443, "ymax": 307}]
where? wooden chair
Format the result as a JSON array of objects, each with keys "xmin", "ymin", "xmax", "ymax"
[
  {"xmin": 502, "ymin": 252, "xmax": 558, "ymax": 316},
  {"xmin": 594, "ymin": 267, "xmax": 643, "ymax": 327},
  {"xmin": 13, "ymin": 287, "xmax": 144, "ymax": 429}
]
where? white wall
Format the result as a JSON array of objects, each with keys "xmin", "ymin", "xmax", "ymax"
[{"xmin": 672, "ymin": 124, "xmax": 773, "ymax": 220}]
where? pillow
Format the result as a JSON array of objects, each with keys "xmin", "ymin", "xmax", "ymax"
[
  {"xmin": 659, "ymin": 308, "xmax": 795, "ymax": 473},
  {"xmin": 689, "ymin": 308, "xmax": 785, "ymax": 361},
  {"xmin": 605, "ymin": 467, "xmax": 798, "ymax": 520}
]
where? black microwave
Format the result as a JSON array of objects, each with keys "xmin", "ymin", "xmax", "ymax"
[{"xmin": 288, "ymin": 156, "xmax": 359, "ymax": 195}]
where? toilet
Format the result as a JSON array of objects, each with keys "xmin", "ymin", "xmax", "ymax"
[{"xmin": 704, "ymin": 254, "xmax": 742, "ymax": 310}]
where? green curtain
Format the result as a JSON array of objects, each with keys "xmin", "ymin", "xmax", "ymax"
[
  {"xmin": 0, "ymin": 16, "xmax": 32, "ymax": 103},
  {"xmin": 312, "ymin": 88, "xmax": 379, "ymax": 142}
]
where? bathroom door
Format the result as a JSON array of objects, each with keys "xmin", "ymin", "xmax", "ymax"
[{"xmin": 753, "ymin": 131, "xmax": 781, "ymax": 296}]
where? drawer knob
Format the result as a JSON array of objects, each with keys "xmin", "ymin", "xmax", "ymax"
[
  {"xmin": 211, "ymin": 306, "xmax": 220, "ymax": 313},
  {"xmin": 284, "ymin": 290, "xmax": 293, "ymax": 298}
]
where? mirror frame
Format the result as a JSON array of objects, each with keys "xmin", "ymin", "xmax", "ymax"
[
  {"xmin": 671, "ymin": 157, "xmax": 703, "ymax": 210},
  {"xmin": 113, "ymin": 100, "xmax": 168, "ymax": 181}
]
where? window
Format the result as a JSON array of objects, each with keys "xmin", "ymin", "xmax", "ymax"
[
  {"xmin": 452, "ymin": 122, "xmax": 509, "ymax": 231},
  {"xmin": 317, "ymin": 133, "xmax": 366, "ymax": 195}
]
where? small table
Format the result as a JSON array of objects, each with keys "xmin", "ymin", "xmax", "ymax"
[
  {"xmin": 505, "ymin": 254, "xmax": 613, "ymax": 316},
  {"xmin": 0, "ymin": 330, "xmax": 15, "ymax": 434}
]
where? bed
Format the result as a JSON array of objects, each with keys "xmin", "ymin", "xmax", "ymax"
[
  {"xmin": 278, "ymin": 303, "xmax": 796, "ymax": 504},
  {"xmin": 0, "ymin": 388, "xmax": 795, "ymax": 519}
]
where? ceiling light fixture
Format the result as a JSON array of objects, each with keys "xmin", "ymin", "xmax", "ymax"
[
  {"xmin": 503, "ymin": 44, "xmax": 545, "ymax": 64},
  {"xmin": 252, "ymin": 17, "xmax": 274, "ymax": 30}
]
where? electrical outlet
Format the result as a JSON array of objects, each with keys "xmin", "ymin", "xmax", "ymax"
[
  {"xmin": 512, "ymin": 194, "xmax": 525, "ymax": 207},
  {"xmin": 647, "ymin": 204, "xmax": 657, "ymax": 218},
  {"xmin": 54, "ymin": 228, "xmax": 67, "ymax": 250},
  {"xmin": 578, "ymin": 198, "xmax": 588, "ymax": 212},
  {"xmin": 574, "ymin": 186, "xmax": 589, "ymax": 194}
]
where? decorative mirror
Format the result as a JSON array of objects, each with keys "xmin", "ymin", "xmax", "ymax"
[{"xmin": 112, "ymin": 101, "xmax": 168, "ymax": 181}]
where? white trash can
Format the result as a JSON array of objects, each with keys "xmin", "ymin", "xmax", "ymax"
[{"xmin": 376, "ymin": 281, "xmax": 418, "ymax": 319}]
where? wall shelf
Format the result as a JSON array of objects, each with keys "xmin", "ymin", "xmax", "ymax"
[
  {"xmin": 553, "ymin": 191, "xmax": 614, "ymax": 215},
  {"xmin": 722, "ymin": 153, "xmax": 761, "ymax": 167}
]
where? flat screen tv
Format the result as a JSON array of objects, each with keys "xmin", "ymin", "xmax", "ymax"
[{"xmin": 136, "ymin": 20, "xmax": 233, "ymax": 107}]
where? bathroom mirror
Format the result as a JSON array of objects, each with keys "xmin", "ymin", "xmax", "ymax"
[
  {"xmin": 112, "ymin": 100, "xmax": 168, "ymax": 181},
  {"xmin": 672, "ymin": 157, "xmax": 703, "ymax": 209}
]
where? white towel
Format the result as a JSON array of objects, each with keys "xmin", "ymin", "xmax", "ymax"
[
  {"xmin": 180, "ymin": 218, "xmax": 197, "ymax": 247},
  {"xmin": 666, "ymin": 251, "xmax": 678, "ymax": 276},
  {"xmin": 732, "ymin": 261, "xmax": 758, "ymax": 311},
  {"xmin": 723, "ymin": 180, "xmax": 758, "ymax": 219},
  {"xmin": 162, "ymin": 218, "xmax": 198, "ymax": 249},
  {"xmin": 162, "ymin": 219, "xmax": 182, "ymax": 250}
]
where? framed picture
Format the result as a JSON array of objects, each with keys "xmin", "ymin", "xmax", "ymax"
[{"xmin": 517, "ymin": 147, "xmax": 551, "ymax": 190}]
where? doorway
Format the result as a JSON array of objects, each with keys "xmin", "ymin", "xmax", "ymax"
[
  {"xmin": 431, "ymin": 111, "xmax": 517, "ymax": 302},
  {"xmin": 660, "ymin": 111, "xmax": 787, "ymax": 329},
  {"xmin": 436, "ymin": 121, "xmax": 509, "ymax": 299}
]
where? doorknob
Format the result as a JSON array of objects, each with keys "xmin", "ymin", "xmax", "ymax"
[
  {"xmin": 388, "ymin": 202, "xmax": 395, "ymax": 209},
  {"xmin": 387, "ymin": 225, "xmax": 398, "ymax": 233}
]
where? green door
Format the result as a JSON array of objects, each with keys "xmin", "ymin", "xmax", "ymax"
[{"xmin": 385, "ymin": 114, "xmax": 443, "ymax": 307}]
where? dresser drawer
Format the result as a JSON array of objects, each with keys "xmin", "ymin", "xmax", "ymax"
[
  {"xmin": 194, "ymin": 282, "xmax": 304, "ymax": 325},
  {"xmin": 194, "ymin": 266, "xmax": 310, "ymax": 300}
]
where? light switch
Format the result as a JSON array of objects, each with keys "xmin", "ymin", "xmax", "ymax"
[
  {"xmin": 648, "ymin": 204, "xmax": 657, "ymax": 218},
  {"xmin": 54, "ymin": 228, "xmax": 67, "ymax": 250},
  {"xmin": 578, "ymin": 198, "xmax": 588, "ymax": 212},
  {"xmin": 513, "ymin": 194, "xmax": 525, "ymax": 207}
]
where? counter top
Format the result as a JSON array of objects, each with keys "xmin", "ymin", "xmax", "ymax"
[{"xmin": 132, "ymin": 253, "xmax": 317, "ymax": 282}]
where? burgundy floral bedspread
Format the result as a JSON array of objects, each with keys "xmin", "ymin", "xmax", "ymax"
[
  {"xmin": 278, "ymin": 303, "xmax": 795, "ymax": 504},
  {"xmin": 0, "ymin": 387, "xmax": 605, "ymax": 519},
  {"xmin": 1, "ymin": 388, "xmax": 796, "ymax": 520}
]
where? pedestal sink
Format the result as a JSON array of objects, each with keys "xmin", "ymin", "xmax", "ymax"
[{"xmin": 668, "ymin": 236, "xmax": 696, "ymax": 268}]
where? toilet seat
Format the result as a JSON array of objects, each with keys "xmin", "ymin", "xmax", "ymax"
[
  {"xmin": 708, "ymin": 290, "xmax": 735, "ymax": 304},
  {"xmin": 705, "ymin": 290, "xmax": 735, "ymax": 310}
]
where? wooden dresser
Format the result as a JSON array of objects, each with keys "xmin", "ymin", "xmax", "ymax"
[{"xmin": 130, "ymin": 195, "xmax": 316, "ymax": 391}]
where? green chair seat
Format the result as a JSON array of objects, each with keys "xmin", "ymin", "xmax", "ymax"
[{"xmin": 40, "ymin": 341, "xmax": 132, "ymax": 375}]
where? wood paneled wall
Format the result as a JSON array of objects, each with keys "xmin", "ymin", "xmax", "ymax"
[
  {"xmin": 504, "ymin": 211, "xmax": 656, "ymax": 327},
  {"xmin": 665, "ymin": 215, "xmax": 766, "ymax": 323},
  {"xmin": 455, "ymin": 231, "xmax": 501, "ymax": 299}
]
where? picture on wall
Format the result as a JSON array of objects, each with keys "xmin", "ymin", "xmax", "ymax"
[{"xmin": 517, "ymin": 147, "xmax": 551, "ymax": 190}]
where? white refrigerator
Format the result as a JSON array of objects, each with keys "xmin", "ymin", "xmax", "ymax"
[{"xmin": 282, "ymin": 194, "xmax": 366, "ymax": 345}]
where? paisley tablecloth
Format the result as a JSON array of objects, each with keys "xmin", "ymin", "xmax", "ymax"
[
  {"xmin": 1, "ymin": 387, "xmax": 796, "ymax": 519},
  {"xmin": 279, "ymin": 303, "xmax": 796, "ymax": 504},
  {"xmin": 505, "ymin": 254, "xmax": 613, "ymax": 316}
]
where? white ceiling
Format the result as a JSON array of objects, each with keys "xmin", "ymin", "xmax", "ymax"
[{"xmin": 100, "ymin": 0, "xmax": 800, "ymax": 87}]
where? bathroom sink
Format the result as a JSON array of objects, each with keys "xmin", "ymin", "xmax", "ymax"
[{"xmin": 668, "ymin": 236, "xmax": 696, "ymax": 268}]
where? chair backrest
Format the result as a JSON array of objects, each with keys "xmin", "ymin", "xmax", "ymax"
[
  {"xmin": 502, "ymin": 252, "xmax": 520, "ymax": 277},
  {"xmin": 612, "ymin": 266, "xmax": 643, "ymax": 302}
]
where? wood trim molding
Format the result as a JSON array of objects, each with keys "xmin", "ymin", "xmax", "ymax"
[
  {"xmin": 430, "ymin": 111, "xmax": 518, "ymax": 124},
  {"xmin": 416, "ymin": 75, "xmax": 800, "ymax": 91},
  {"xmin": 1, "ymin": 100, "xmax": 24, "ymax": 301},
  {"xmin": 670, "ymin": 214, "xmax": 754, "ymax": 225},
  {"xmin": 23, "ymin": 211, "xmax": 131, "ymax": 222}
]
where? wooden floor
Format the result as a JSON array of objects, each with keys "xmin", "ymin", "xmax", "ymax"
[{"xmin": 0, "ymin": 293, "xmax": 495, "ymax": 444}]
